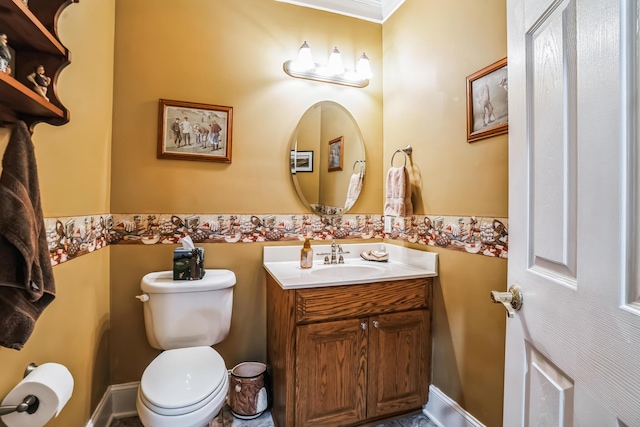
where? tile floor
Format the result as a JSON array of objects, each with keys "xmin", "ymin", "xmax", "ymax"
[{"xmin": 111, "ymin": 406, "xmax": 438, "ymax": 427}]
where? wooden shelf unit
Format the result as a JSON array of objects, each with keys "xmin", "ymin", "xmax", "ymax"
[{"xmin": 0, "ymin": 0, "xmax": 76, "ymax": 129}]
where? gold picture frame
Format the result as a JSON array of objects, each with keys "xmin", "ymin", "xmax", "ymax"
[
  {"xmin": 466, "ymin": 58, "xmax": 508, "ymax": 143},
  {"xmin": 328, "ymin": 136, "xmax": 344, "ymax": 172},
  {"xmin": 158, "ymin": 99, "xmax": 233, "ymax": 163}
]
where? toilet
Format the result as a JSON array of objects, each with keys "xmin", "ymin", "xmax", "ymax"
[{"xmin": 135, "ymin": 269, "xmax": 236, "ymax": 427}]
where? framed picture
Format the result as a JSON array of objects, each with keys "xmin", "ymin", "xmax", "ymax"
[
  {"xmin": 64, "ymin": 219, "xmax": 75, "ymax": 239},
  {"xmin": 466, "ymin": 58, "xmax": 508, "ymax": 143},
  {"xmin": 185, "ymin": 215, "xmax": 200, "ymax": 229},
  {"xmin": 328, "ymin": 136, "xmax": 344, "ymax": 172},
  {"xmin": 158, "ymin": 99, "xmax": 233, "ymax": 163},
  {"xmin": 290, "ymin": 150, "xmax": 314, "ymax": 173}
]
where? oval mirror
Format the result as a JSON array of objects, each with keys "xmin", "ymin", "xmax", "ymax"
[{"xmin": 289, "ymin": 101, "xmax": 366, "ymax": 215}]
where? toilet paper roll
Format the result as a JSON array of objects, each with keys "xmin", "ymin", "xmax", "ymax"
[{"xmin": 0, "ymin": 363, "xmax": 74, "ymax": 427}]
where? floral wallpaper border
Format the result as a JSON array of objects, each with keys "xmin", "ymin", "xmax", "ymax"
[{"xmin": 44, "ymin": 213, "xmax": 508, "ymax": 267}]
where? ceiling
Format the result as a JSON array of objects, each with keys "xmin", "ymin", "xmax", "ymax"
[{"xmin": 274, "ymin": 0, "xmax": 405, "ymax": 23}]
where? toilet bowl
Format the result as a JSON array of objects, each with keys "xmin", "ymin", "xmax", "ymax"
[{"xmin": 136, "ymin": 346, "xmax": 228, "ymax": 427}]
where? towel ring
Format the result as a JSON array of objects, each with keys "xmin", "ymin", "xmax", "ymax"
[
  {"xmin": 390, "ymin": 145, "xmax": 413, "ymax": 168},
  {"xmin": 353, "ymin": 160, "xmax": 365, "ymax": 174}
]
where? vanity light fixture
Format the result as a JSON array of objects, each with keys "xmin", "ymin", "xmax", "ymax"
[
  {"xmin": 283, "ymin": 41, "xmax": 371, "ymax": 88},
  {"xmin": 326, "ymin": 47, "xmax": 345, "ymax": 75},
  {"xmin": 294, "ymin": 41, "xmax": 315, "ymax": 72},
  {"xmin": 356, "ymin": 52, "xmax": 373, "ymax": 80}
]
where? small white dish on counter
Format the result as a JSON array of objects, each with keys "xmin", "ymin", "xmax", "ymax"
[{"xmin": 263, "ymin": 243, "xmax": 438, "ymax": 289}]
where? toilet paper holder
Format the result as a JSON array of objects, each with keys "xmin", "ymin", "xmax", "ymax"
[{"xmin": 0, "ymin": 363, "xmax": 40, "ymax": 416}]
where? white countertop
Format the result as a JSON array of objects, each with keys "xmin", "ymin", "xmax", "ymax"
[{"xmin": 263, "ymin": 243, "xmax": 438, "ymax": 289}]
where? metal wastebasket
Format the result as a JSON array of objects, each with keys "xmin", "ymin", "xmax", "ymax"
[{"xmin": 228, "ymin": 362, "xmax": 269, "ymax": 419}]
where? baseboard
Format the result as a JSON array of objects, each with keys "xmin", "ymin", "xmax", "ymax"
[
  {"xmin": 86, "ymin": 387, "xmax": 113, "ymax": 427},
  {"xmin": 423, "ymin": 385, "xmax": 486, "ymax": 427},
  {"xmin": 86, "ymin": 382, "xmax": 139, "ymax": 427},
  {"xmin": 110, "ymin": 382, "xmax": 139, "ymax": 418}
]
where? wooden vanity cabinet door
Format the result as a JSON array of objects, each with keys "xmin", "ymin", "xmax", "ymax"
[
  {"xmin": 295, "ymin": 318, "xmax": 368, "ymax": 427},
  {"xmin": 367, "ymin": 310, "xmax": 430, "ymax": 419}
]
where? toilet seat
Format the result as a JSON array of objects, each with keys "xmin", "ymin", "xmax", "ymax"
[
  {"xmin": 139, "ymin": 346, "xmax": 226, "ymax": 416},
  {"xmin": 136, "ymin": 376, "xmax": 228, "ymax": 427},
  {"xmin": 139, "ymin": 374, "xmax": 227, "ymax": 416}
]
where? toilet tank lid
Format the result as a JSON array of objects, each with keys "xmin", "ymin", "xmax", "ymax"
[{"xmin": 141, "ymin": 270, "xmax": 236, "ymax": 293}]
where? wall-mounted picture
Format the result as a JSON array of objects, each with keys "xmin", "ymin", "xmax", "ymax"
[
  {"xmin": 158, "ymin": 99, "xmax": 233, "ymax": 163},
  {"xmin": 466, "ymin": 58, "xmax": 508, "ymax": 143},
  {"xmin": 65, "ymin": 219, "xmax": 75, "ymax": 239},
  {"xmin": 290, "ymin": 150, "xmax": 314, "ymax": 173},
  {"xmin": 185, "ymin": 215, "xmax": 200, "ymax": 229},
  {"xmin": 328, "ymin": 136, "xmax": 344, "ymax": 172}
]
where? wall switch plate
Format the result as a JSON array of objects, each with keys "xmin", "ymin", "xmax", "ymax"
[{"xmin": 384, "ymin": 216, "xmax": 393, "ymax": 232}]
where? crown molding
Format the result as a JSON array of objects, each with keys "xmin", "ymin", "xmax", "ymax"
[
  {"xmin": 380, "ymin": 0, "xmax": 405, "ymax": 22},
  {"xmin": 275, "ymin": 0, "xmax": 405, "ymax": 23}
]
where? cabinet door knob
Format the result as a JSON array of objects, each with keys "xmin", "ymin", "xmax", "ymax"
[
  {"xmin": 372, "ymin": 320, "xmax": 379, "ymax": 328},
  {"xmin": 361, "ymin": 321, "xmax": 367, "ymax": 330}
]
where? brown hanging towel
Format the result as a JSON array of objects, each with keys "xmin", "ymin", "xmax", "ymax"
[{"xmin": 0, "ymin": 121, "xmax": 55, "ymax": 350}]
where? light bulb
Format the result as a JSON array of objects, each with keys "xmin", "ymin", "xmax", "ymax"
[
  {"xmin": 356, "ymin": 52, "xmax": 373, "ymax": 80},
  {"xmin": 327, "ymin": 46, "xmax": 345, "ymax": 76},
  {"xmin": 296, "ymin": 41, "xmax": 315, "ymax": 72}
]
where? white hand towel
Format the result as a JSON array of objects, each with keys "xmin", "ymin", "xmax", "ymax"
[
  {"xmin": 344, "ymin": 173, "xmax": 363, "ymax": 210},
  {"xmin": 383, "ymin": 166, "xmax": 413, "ymax": 217}
]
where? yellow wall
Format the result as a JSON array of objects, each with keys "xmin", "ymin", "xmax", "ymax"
[
  {"xmin": 110, "ymin": 0, "xmax": 383, "ymax": 214},
  {"xmin": 109, "ymin": 0, "xmax": 383, "ymax": 383},
  {"xmin": 0, "ymin": 251, "xmax": 111, "ymax": 427},
  {"xmin": 383, "ymin": 1, "xmax": 508, "ymax": 426},
  {"xmin": 0, "ymin": 1, "xmax": 115, "ymax": 426}
]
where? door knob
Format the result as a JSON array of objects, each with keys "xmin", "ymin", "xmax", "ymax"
[{"xmin": 490, "ymin": 285, "xmax": 523, "ymax": 318}]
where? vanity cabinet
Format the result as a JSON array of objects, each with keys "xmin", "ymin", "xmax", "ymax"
[
  {"xmin": 266, "ymin": 274, "xmax": 432, "ymax": 427},
  {"xmin": 0, "ymin": 0, "xmax": 76, "ymax": 129}
]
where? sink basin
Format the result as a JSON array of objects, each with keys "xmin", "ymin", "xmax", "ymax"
[
  {"xmin": 263, "ymin": 243, "xmax": 438, "ymax": 289},
  {"xmin": 310, "ymin": 264, "xmax": 387, "ymax": 279}
]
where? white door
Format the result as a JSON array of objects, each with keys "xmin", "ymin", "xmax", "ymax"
[{"xmin": 505, "ymin": 0, "xmax": 640, "ymax": 425}]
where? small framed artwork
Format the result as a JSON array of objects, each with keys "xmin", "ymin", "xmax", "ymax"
[
  {"xmin": 328, "ymin": 136, "xmax": 344, "ymax": 172},
  {"xmin": 291, "ymin": 150, "xmax": 314, "ymax": 173},
  {"xmin": 158, "ymin": 99, "xmax": 233, "ymax": 163},
  {"xmin": 185, "ymin": 215, "xmax": 200, "ymax": 229},
  {"xmin": 65, "ymin": 219, "xmax": 75, "ymax": 239},
  {"xmin": 466, "ymin": 58, "xmax": 508, "ymax": 143}
]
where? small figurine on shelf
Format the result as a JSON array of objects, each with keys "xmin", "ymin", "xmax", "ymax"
[
  {"xmin": 0, "ymin": 33, "xmax": 11, "ymax": 75},
  {"xmin": 27, "ymin": 65, "xmax": 52, "ymax": 102}
]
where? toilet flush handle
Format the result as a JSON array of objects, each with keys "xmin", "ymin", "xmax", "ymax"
[{"xmin": 135, "ymin": 294, "xmax": 149, "ymax": 302}]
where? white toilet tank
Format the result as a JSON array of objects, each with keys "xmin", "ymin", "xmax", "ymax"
[{"xmin": 139, "ymin": 270, "xmax": 236, "ymax": 350}]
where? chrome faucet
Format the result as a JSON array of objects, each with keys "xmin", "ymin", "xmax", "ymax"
[
  {"xmin": 330, "ymin": 240, "xmax": 338, "ymax": 264},
  {"xmin": 317, "ymin": 240, "xmax": 350, "ymax": 264}
]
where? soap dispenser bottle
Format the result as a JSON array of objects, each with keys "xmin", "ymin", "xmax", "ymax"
[{"xmin": 300, "ymin": 238, "xmax": 313, "ymax": 269}]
